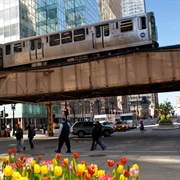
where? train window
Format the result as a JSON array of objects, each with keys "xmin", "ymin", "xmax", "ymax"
[
  {"xmin": 116, "ymin": 22, "xmax": 118, "ymax": 29},
  {"xmin": 120, "ymin": 20, "xmax": 133, "ymax": 32},
  {"xmin": 6, "ymin": 45, "xmax": 11, "ymax": 55},
  {"xmin": 50, "ymin": 34, "xmax": 60, "ymax": 46},
  {"xmin": 30, "ymin": 38, "xmax": 41, "ymax": 50},
  {"xmin": 30, "ymin": 40, "xmax": 35, "ymax": 50},
  {"xmin": 138, "ymin": 16, "xmax": 146, "ymax": 30},
  {"xmin": 86, "ymin": 28, "xmax": 89, "ymax": 35},
  {"xmin": 104, "ymin": 24, "xmax": 109, "ymax": 36},
  {"xmin": 14, "ymin": 43, "xmax": 22, "ymax": 53},
  {"xmin": 37, "ymin": 38, "xmax": 41, "ymax": 49},
  {"xmin": 61, "ymin": 31, "xmax": 72, "ymax": 44},
  {"xmin": 95, "ymin": 26, "xmax": 101, "ymax": 38},
  {"xmin": 0, "ymin": 48, "xmax": 3, "ymax": 59},
  {"xmin": 74, "ymin": 29, "xmax": 85, "ymax": 42}
]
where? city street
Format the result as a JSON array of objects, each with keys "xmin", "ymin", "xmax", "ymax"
[{"xmin": 0, "ymin": 120, "xmax": 180, "ymax": 180}]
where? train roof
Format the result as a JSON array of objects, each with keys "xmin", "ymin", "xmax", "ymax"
[{"xmin": 3, "ymin": 11, "xmax": 154, "ymax": 45}]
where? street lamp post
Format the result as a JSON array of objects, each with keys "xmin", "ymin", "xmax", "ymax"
[
  {"xmin": 133, "ymin": 105, "xmax": 135, "ymax": 112},
  {"xmin": 11, "ymin": 104, "xmax": 16, "ymax": 136}
]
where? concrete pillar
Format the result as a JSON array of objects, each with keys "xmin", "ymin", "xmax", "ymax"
[{"xmin": 46, "ymin": 102, "xmax": 54, "ymax": 136}]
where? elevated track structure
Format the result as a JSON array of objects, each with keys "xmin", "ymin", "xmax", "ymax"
[{"xmin": 0, "ymin": 45, "xmax": 179, "ymax": 104}]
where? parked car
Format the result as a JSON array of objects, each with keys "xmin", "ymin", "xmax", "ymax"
[
  {"xmin": 71, "ymin": 121, "xmax": 115, "ymax": 138},
  {"xmin": 113, "ymin": 121, "xmax": 129, "ymax": 131}
]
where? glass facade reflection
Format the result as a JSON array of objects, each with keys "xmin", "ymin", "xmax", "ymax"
[{"xmin": 35, "ymin": 0, "xmax": 99, "ymax": 35}]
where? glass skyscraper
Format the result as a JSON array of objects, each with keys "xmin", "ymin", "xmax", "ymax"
[
  {"xmin": 35, "ymin": 0, "xmax": 100, "ymax": 35},
  {"xmin": 0, "ymin": 0, "xmax": 100, "ymax": 43}
]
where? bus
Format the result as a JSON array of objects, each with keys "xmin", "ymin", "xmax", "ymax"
[{"xmin": 116, "ymin": 113, "xmax": 137, "ymax": 129}]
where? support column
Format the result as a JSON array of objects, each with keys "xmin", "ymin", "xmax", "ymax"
[{"xmin": 46, "ymin": 102, "xmax": 54, "ymax": 136}]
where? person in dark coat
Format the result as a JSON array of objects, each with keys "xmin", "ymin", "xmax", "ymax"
[
  {"xmin": 28, "ymin": 125, "xmax": 36, "ymax": 149},
  {"xmin": 139, "ymin": 119, "xmax": 145, "ymax": 132},
  {"xmin": 94, "ymin": 121, "xmax": 107, "ymax": 150},
  {"xmin": 90, "ymin": 123, "xmax": 106, "ymax": 151},
  {"xmin": 55, "ymin": 118, "xmax": 71, "ymax": 153},
  {"xmin": 15, "ymin": 124, "xmax": 25, "ymax": 152}
]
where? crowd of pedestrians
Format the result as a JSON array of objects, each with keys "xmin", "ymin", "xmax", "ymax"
[{"xmin": 11, "ymin": 119, "xmax": 109, "ymax": 154}]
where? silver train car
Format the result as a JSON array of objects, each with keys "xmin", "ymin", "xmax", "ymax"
[{"xmin": 0, "ymin": 12, "xmax": 158, "ymax": 70}]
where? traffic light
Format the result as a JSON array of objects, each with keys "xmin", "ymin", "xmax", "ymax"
[
  {"xmin": 0, "ymin": 110, "xmax": 4, "ymax": 117},
  {"xmin": 64, "ymin": 108, "xmax": 69, "ymax": 116}
]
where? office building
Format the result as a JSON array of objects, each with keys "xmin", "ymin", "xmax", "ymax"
[
  {"xmin": 121, "ymin": 0, "xmax": 146, "ymax": 17},
  {"xmin": 99, "ymin": 0, "xmax": 121, "ymax": 21}
]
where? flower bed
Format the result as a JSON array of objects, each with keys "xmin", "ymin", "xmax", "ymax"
[{"xmin": 0, "ymin": 148, "xmax": 139, "ymax": 180}]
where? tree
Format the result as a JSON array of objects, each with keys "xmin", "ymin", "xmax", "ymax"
[{"xmin": 155, "ymin": 100, "xmax": 174, "ymax": 121}]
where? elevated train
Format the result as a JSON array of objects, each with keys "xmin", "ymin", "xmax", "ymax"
[{"xmin": 0, "ymin": 12, "xmax": 158, "ymax": 70}]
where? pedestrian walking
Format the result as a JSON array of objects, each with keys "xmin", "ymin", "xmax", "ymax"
[
  {"xmin": 139, "ymin": 119, "xmax": 146, "ymax": 132},
  {"xmin": 90, "ymin": 123, "xmax": 100, "ymax": 151},
  {"xmin": 42, "ymin": 124, "xmax": 47, "ymax": 134},
  {"xmin": 55, "ymin": 118, "xmax": 71, "ymax": 153},
  {"xmin": 15, "ymin": 124, "xmax": 25, "ymax": 153},
  {"xmin": 94, "ymin": 121, "xmax": 107, "ymax": 150},
  {"xmin": 28, "ymin": 125, "xmax": 36, "ymax": 149}
]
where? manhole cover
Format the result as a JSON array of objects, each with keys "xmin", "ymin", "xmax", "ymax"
[{"xmin": 89, "ymin": 154, "xmax": 106, "ymax": 157}]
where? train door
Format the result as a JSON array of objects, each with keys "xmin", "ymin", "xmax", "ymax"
[
  {"xmin": 149, "ymin": 14, "xmax": 158, "ymax": 42},
  {"xmin": 0, "ymin": 47, "xmax": 3, "ymax": 68},
  {"xmin": 94, "ymin": 24, "xmax": 109, "ymax": 49},
  {"xmin": 30, "ymin": 38, "xmax": 44, "ymax": 60}
]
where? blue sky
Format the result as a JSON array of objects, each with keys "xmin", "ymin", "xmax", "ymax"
[{"xmin": 145, "ymin": 0, "xmax": 180, "ymax": 107}]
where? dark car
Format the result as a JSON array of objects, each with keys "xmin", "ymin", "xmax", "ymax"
[
  {"xmin": 113, "ymin": 121, "xmax": 129, "ymax": 131},
  {"xmin": 71, "ymin": 121, "xmax": 115, "ymax": 138}
]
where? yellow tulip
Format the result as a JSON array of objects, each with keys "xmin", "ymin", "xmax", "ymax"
[
  {"xmin": 132, "ymin": 164, "xmax": 139, "ymax": 170},
  {"xmin": 97, "ymin": 170, "xmax": 105, "ymax": 177},
  {"xmin": 52, "ymin": 158, "xmax": 58, "ymax": 165},
  {"xmin": 20, "ymin": 177, "xmax": 28, "ymax": 180},
  {"xmin": 54, "ymin": 166, "xmax": 62, "ymax": 176},
  {"xmin": 0, "ymin": 156, "xmax": 4, "ymax": 161},
  {"xmin": 34, "ymin": 164, "xmax": 41, "ymax": 174},
  {"xmin": 117, "ymin": 165, "xmax": 124, "ymax": 174},
  {"xmin": 4, "ymin": 165, "xmax": 14, "ymax": 177},
  {"xmin": 12, "ymin": 172, "xmax": 21, "ymax": 180},
  {"xmin": 41, "ymin": 165, "xmax": 48, "ymax": 175},
  {"xmin": 6, "ymin": 157, "xmax": 9, "ymax": 162},
  {"xmin": 93, "ymin": 165, "xmax": 98, "ymax": 176},
  {"xmin": 31, "ymin": 160, "xmax": 36, "ymax": 167},
  {"xmin": 64, "ymin": 158, "xmax": 68, "ymax": 165},
  {"xmin": 77, "ymin": 164, "xmax": 86, "ymax": 173},
  {"xmin": 120, "ymin": 174, "xmax": 128, "ymax": 180}
]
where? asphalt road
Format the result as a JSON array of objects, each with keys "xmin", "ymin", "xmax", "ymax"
[{"xmin": 0, "ymin": 119, "xmax": 180, "ymax": 180}]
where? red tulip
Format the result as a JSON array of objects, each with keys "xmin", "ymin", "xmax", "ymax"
[
  {"xmin": 8, "ymin": 149, "xmax": 13, "ymax": 155},
  {"xmin": 120, "ymin": 157, "xmax": 127, "ymax": 165},
  {"xmin": 12, "ymin": 148, "xmax": 17, "ymax": 154},
  {"xmin": 73, "ymin": 152, "xmax": 79, "ymax": 159},
  {"xmin": 16, "ymin": 161, "xmax": 22, "ymax": 168},
  {"xmin": 107, "ymin": 160, "xmax": 114, "ymax": 167},
  {"xmin": 123, "ymin": 170, "xmax": 130, "ymax": 177},
  {"xmin": 38, "ymin": 155, "xmax": 42, "ymax": 160},
  {"xmin": 56, "ymin": 153, "xmax": 62, "ymax": 160},
  {"xmin": 88, "ymin": 165, "xmax": 95, "ymax": 175}
]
